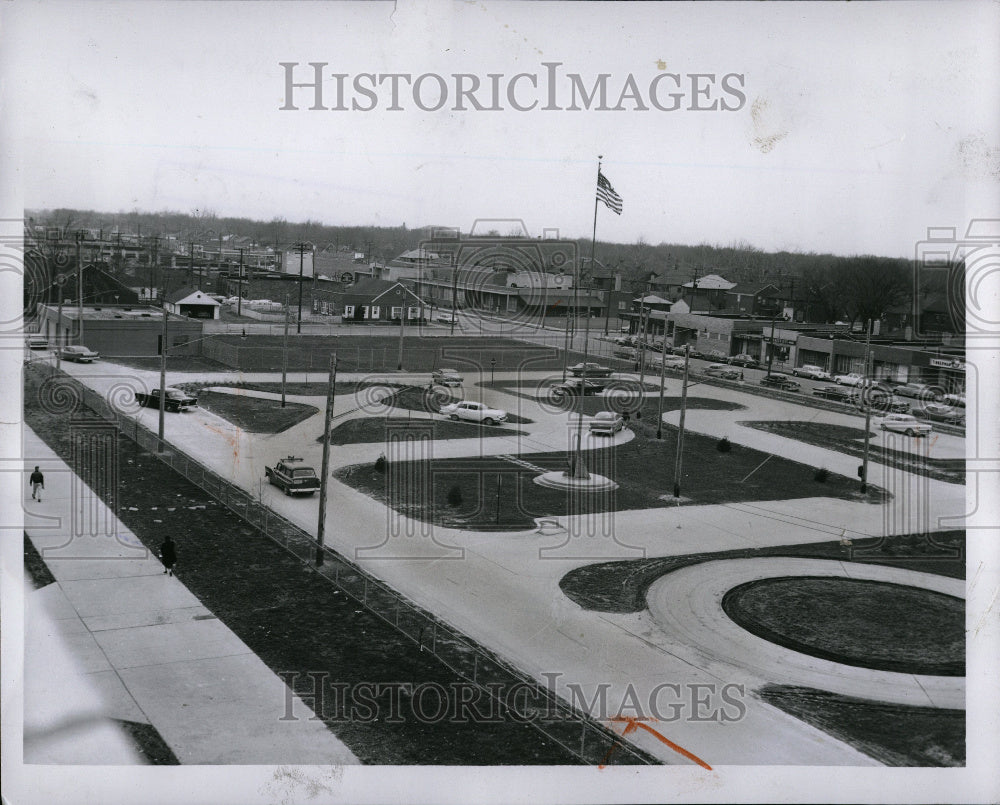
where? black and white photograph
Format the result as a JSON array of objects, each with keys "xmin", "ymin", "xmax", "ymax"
[{"xmin": 1, "ymin": 1, "xmax": 998, "ymax": 803}]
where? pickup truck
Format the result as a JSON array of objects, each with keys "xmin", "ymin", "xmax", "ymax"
[
  {"xmin": 265, "ymin": 457, "xmax": 321, "ymax": 496},
  {"xmin": 135, "ymin": 387, "xmax": 199, "ymax": 412}
]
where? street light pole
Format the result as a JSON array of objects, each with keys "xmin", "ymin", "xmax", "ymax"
[
  {"xmin": 281, "ymin": 292, "xmax": 290, "ymax": 408},
  {"xmin": 656, "ymin": 333, "xmax": 668, "ymax": 439},
  {"xmin": 397, "ymin": 292, "xmax": 406, "ymax": 370},
  {"xmin": 860, "ymin": 319, "xmax": 873, "ymax": 493},
  {"xmin": 672, "ymin": 345, "xmax": 691, "ymax": 498},
  {"xmin": 75, "ymin": 232, "xmax": 84, "ymax": 345},
  {"xmin": 237, "ymin": 249, "xmax": 244, "ymax": 317},
  {"xmin": 450, "ymin": 250, "xmax": 458, "ymax": 336},
  {"xmin": 316, "ymin": 353, "xmax": 337, "ymax": 566},
  {"xmin": 766, "ymin": 316, "xmax": 777, "ymax": 376},
  {"xmin": 157, "ymin": 278, "xmax": 170, "ymax": 453}
]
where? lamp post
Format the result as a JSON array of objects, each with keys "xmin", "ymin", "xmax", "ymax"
[
  {"xmin": 157, "ymin": 278, "xmax": 170, "ymax": 453},
  {"xmin": 490, "ymin": 358, "xmax": 496, "ymax": 386},
  {"xmin": 656, "ymin": 333, "xmax": 668, "ymax": 439},
  {"xmin": 316, "ymin": 353, "xmax": 337, "ymax": 566},
  {"xmin": 294, "ymin": 242, "xmax": 310, "ymax": 334},
  {"xmin": 397, "ymin": 289, "xmax": 406, "ymax": 371},
  {"xmin": 75, "ymin": 231, "xmax": 84, "ymax": 345},
  {"xmin": 281, "ymin": 292, "xmax": 290, "ymax": 408},
  {"xmin": 672, "ymin": 345, "xmax": 691, "ymax": 498},
  {"xmin": 860, "ymin": 319, "xmax": 873, "ymax": 493}
]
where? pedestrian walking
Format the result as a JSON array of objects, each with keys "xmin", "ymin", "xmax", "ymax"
[
  {"xmin": 29, "ymin": 466, "xmax": 44, "ymax": 502},
  {"xmin": 159, "ymin": 535, "xmax": 178, "ymax": 577}
]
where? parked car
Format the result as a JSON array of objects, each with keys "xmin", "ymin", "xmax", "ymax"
[
  {"xmin": 265, "ymin": 457, "xmax": 321, "ymax": 496},
  {"xmin": 857, "ymin": 391, "xmax": 910, "ymax": 413},
  {"xmin": 59, "ymin": 345, "xmax": 100, "ymax": 363},
  {"xmin": 436, "ymin": 312, "xmax": 458, "ymax": 325},
  {"xmin": 431, "ymin": 368, "xmax": 464, "ymax": 386},
  {"xmin": 439, "ymin": 400, "xmax": 508, "ymax": 425},
  {"xmin": 613, "ymin": 347, "xmax": 637, "ymax": 360},
  {"xmin": 568, "ymin": 362, "xmax": 613, "ymax": 378},
  {"xmin": 791, "ymin": 364, "xmax": 832, "ymax": 381},
  {"xmin": 135, "ymin": 387, "xmax": 199, "ymax": 412},
  {"xmin": 26, "ymin": 334, "xmax": 48, "ymax": 350},
  {"xmin": 552, "ymin": 378, "xmax": 608, "ymax": 396},
  {"xmin": 704, "ymin": 364, "xmax": 741, "ymax": 380},
  {"xmin": 648, "ymin": 355, "xmax": 686, "ymax": 371},
  {"xmin": 879, "ymin": 413, "xmax": 933, "ymax": 436},
  {"xmin": 759, "ymin": 373, "xmax": 801, "ymax": 391},
  {"xmin": 942, "ymin": 392, "xmax": 966, "ymax": 408},
  {"xmin": 812, "ymin": 386, "xmax": 853, "ymax": 402},
  {"xmin": 894, "ymin": 382, "xmax": 942, "ymax": 400},
  {"xmin": 913, "ymin": 403, "xmax": 965, "ymax": 425},
  {"xmin": 728, "ymin": 354, "xmax": 760, "ymax": 368},
  {"xmin": 589, "ymin": 411, "xmax": 626, "ymax": 436},
  {"xmin": 833, "ymin": 372, "xmax": 869, "ymax": 386}
]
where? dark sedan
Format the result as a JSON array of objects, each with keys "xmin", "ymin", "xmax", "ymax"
[
  {"xmin": 760, "ymin": 373, "xmax": 801, "ymax": 391},
  {"xmin": 567, "ymin": 362, "xmax": 614, "ymax": 378}
]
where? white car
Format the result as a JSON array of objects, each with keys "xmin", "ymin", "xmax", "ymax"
[
  {"xmin": 879, "ymin": 413, "xmax": 933, "ymax": 437},
  {"xmin": 791, "ymin": 364, "xmax": 832, "ymax": 381},
  {"xmin": 439, "ymin": 400, "xmax": 508, "ymax": 425},
  {"xmin": 833, "ymin": 372, "xmax": 869, "ymax": 386},
  {"xmin": 589, "ymin": 411, "xmax": 626, "ymax": 435},
  {"xmin": 431, "ymin": 368, "xmax": 464, "ymax": 386}
]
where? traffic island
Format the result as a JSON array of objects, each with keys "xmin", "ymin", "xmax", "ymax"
[{"xmin": 532, "ymin": 470, "xmax": 619, "ymax": 492}]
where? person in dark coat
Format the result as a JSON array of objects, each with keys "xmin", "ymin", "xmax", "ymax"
[
  {"xmin": 159, "ymin": 536, "xmax": 177, "ymax": 576},
  {"xmin": 29, "ymin": 466, "xmax": 44, "ymax": 502}
]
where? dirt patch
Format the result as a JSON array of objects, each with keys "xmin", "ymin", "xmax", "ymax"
[
  {"xmin": 326, "ymin": 417, "xmax": 529, "ymax": 445},
  {"xmin": 336, "ymin": 420, "xmax": 884, "ymax": 532},
  {"xmin": 758, "ymin": 685, "xmax": 964, "ymax": 767},
  {"xmin": 722, "ymin": 577, "xmax": 964, "ymax": 675},
  {"xmin": 741, "ymin": 421, "xmax": 965, "ymax": 483},
  {"xmin": 557, "ymin": 531, "xmax": 965, "ymax": 614},
  {"xmin": 196, "ymin": 391, "xmax": 318, "ymax": 433}
]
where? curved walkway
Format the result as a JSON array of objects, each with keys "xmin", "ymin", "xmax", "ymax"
[{"xmin": 645, "ymin": 557, "xmax": 964, "ymax": 709}]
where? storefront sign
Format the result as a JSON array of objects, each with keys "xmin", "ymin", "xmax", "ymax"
[{"xmin": 930, "ymin": 358, "xmax": 965, "ymax": 371}]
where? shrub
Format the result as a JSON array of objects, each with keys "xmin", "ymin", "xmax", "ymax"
[
  {"xmin": 374, "ymin": 454, "xmax": 387, "ymax": 473},
  {"xmin": 717, "ymin": 437, "xmax": 732, "ymax": 453},
  {"xmin": 447, "ymin": 484, "xmax": 463, "ymax": 507},
  {"xmin": 814, "ymin": 467, "xmax": 830, "ymax": 483}
]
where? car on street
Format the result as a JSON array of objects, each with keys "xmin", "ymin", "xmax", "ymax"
[
  {"xmin": 568, "ymin": 362, "xmax": 613, "ymax": 378},
  {"xmin": 551, "ymin": 378, "xmax": 608, "ymax": 396},
  {"xmin": 759, "ymin": 373, "xmax": 801, "ymax": 391},
  {"xmin": 942, "ymin": 392, "xmax": 966, "ymax": 408},
  {"xmin": 26, "ymin": 334, "xmax": 48, "ymax": 350},
  {"xmin": 59, "ymin": 345, "xmax": 100, "ymax": 363},
  {"xmin": 893, "ymin": 382, "xmax": 942, "ymax": 400},
  {"xmin": 851, "ymin": 388, "xmax": 910, "ymax": 413},
  {"xmin": 613, "ymin": 347, "xmax": 637, "ymax": 360},
  {"xmin": 879, "ymin": 413, "xmax": 933, "ymax": 436},
  {"xmin": 703, "ymin": 364, "xmax": 741, "ymax": 380},
  {"xmin": 265, "ymin": 457, "xmax": 321, "ymax": 496},
  {"xmin": 791, "ymin": 364, "xmax": 832, "ymax": 381},
  {"xmin": 728, "ymin": 354, "xmax": 760, "ymax": 368},
  {"xmin": 913, "ymin": 403, "xmax": 965, "ymax": 425},
  {"xmin": 431, "ymin": 368, "xmax": 464, "ymax": 386},
  {"xmin": 812, "ymin": 386, "xmax": 853, "ymax": 402},
  {"xmin": 439, "ymin": 400, "xmax": 508, "ymax": 425},
  {"xmin": 135, "ymin": 387, "xmax": 199, "ymax": 412},
  {"xmin": 589, "ymin": 411, "xmax": 626, "ymax": 436},
  {"xmin": 436, "ymin": 312, "xmax": 458, "ymax": 325},
  {"xmin": 648, "ymin": 354, "xmax": 686, "ymax": 371},
  {"xmin": 833, "ymin": 372, "xmax": 869, "ymax": 386}
]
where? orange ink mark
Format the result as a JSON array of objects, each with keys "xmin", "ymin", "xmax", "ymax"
[{"xmin": 600, "ymin": 716, "xmax": 712, "ymax": 770}]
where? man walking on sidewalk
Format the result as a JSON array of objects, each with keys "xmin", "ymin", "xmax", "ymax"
[
  {"xmin": 28, "ymin": 466, "xmax": 44, "ymax": 502},
  {"xmin": 159, "ymin": 535, "xmax": 178, "ymax": 577}
]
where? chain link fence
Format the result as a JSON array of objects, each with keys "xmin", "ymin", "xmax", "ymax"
[{"xmin": 28, "ymin": 363, "xmax": 657, "ymax": 767}]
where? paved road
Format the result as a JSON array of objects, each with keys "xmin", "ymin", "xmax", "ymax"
[{"xmin": 47, "ymin": 356, "xmax": 969, "ymax": 766}]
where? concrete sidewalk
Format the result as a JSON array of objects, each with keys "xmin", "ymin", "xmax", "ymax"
[{"xmin": 22, "ymin": 426, "xmax": 359, "ymax": 765}]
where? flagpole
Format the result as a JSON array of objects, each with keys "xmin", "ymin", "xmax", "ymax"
[{"xmin": 570, "ymin": 156, "xmax": 602, "ymax": 480}]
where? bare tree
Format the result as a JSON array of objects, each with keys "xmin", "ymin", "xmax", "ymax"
[{"xmin": 838, "ymin": 256, "xmax": 911, "ymax": 328}]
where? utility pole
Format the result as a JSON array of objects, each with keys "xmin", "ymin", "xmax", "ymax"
[
  {"xmin": 75, "ymin": 231, "xmax": 84, "ymax": 345},
  {"xmin": 766, "ymin": 315, "xmax": 778, "ymax": 376},
  {"xmin": 55, "ymin": 279, "xmax": 65, "ymax": 372},
  {"xmin": 294, "ymin": 242, "xmax": 309, "ymax": 334},
  {"xmin": 281, "ymin": 292, "xmax": 290, "ymax": 408},
  {"xmin": 656, "ymin": 333, "xmax": 668, "ymax": 439},
  {"xmin": 189, "ymin": 241, "xmax": 196, "ymax": 289},
  {"xmin": 569, "ymin": 258, "xmax": 592, "ymax": 480},
  {"xmin": 450, "ymin": 250, "xmax": 458, "ymax": 336},
  {"xmin": 237, "ymin": 249, "xmax": 244, "ymax": 317},
  {"xmin": 602, "ymin": 267, "xmax": 618, "ymax": 336},
  {"xmin": 672, "ymin": 345, "xmax": 691, "ymax": 498},
  {"xmin": 397, "ymin": 289, "xmax": 406, "ymax": 371},
  {"xmin": 860, "ymin": 319, "xmax": 873, "ymax": 493},
  {"xmin": 157, "ymin": 277, "xmax": 170, "ymax": 453},
  {"xmin": 316, "ymin": 353, "xmax": 337, "ymax": 566}
]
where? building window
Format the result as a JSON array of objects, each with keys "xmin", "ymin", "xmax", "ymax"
[
  {"xmin": 344, "ymin": 304, "xmax": 355, "ymax": 318},
  {"xmin": 370, "ymin": 306, "xmax": 380, "ymax": 319},
  {"xmin": 391, "ymin": 306, "xmax": 403, "ymax": 319},
  {"xmin": 618, "ymin": 301, "xmax": 627, "ymax": 310},
  {"xmin": 408, "ymin": 306, "xmax": 419, "ymax": 319}
]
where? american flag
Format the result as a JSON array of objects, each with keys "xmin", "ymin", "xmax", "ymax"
[{"xmin": 596, "ymin": 171, "xmax": 623, "ymax": 215}]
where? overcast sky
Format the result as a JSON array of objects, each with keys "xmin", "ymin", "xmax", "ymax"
[{"xmin": 4, "ymin": 1, "xmax": 998, "ymax": 258}]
